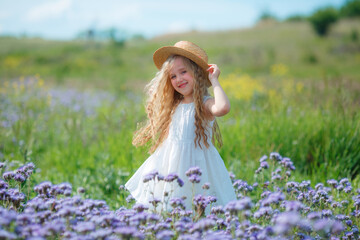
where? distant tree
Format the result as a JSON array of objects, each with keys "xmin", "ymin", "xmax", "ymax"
[
  {"xmin": 258, "ymin": 11, "xmax": 277, "ymax": 21},
  {"xmin": 131, "ymin": 34, "xmax": 145, "ymax": 41},
  {"xmin": 340, "ymin": 0, "xmax": 360, "ymax": 18},
  {"xmin": 285, "ymin": 14, "xmax": 307, "ymax": 22},
  {"xmin": 87, "ymin": 29, "xmax": 95, "ymax": 40},
  {"xmin": 309, "ymin": 7, "xmax": 339, "ymax": 36}
]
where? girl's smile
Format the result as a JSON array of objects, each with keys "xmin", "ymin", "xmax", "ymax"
[{"xmin": 170, "ymin": 57, "xmax": 195, "ymax": 102}]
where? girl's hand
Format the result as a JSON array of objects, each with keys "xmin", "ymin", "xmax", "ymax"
[{"xmin": 207, "ymin": 64, "xmax": 220, "ymax": 85}]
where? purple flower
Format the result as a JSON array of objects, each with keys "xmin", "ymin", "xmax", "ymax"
[
  {"xmin": 0, "ymin": 230, "xmax": 17, "ymax": 240},
  {"xmin": 211, "ymin": 206, "xmax": 225, "ymax": 215},
  {"xmin": 322, "ymin": 209, "xmax": 333, "ymax": 217},
  {"xmin": 3, "ymin": 172, "xmax": 15, "ymax": 181},
  {"xmin": 280, "ymin": 158, "xmax": 296, "ymax": 171},
  {"xmin": 177, "ymin": 178, "xmax": 184, "ymax": 187},
  {"xmin": 259, "ymin": 155, "xmax": 268, "ymax": 162},
  {"xmin": 77, "ymin": 187, "xmax": 85, "ymax": 194},
  {"xmin": 164, "ymin": 173, "xmax": 178, "ymax": 182},
  {"xmin": 34, "ymin": 181, "xmax": 52, "ymax": 195},
  {"xmin": 157, "ymin": 174, "xmax": 165, "ymax": 181},
  {"xmin": 299, "ymin": 180, "xmax": 311, "ymax": 189},
  {"xmin": 273, "ymin": 211, "xmax": 301, "ymax": 235},
  {"xmin": 143, "ymin": 174, "xmax": 153, "ymax": 183},
  {"xmin": 185, "ymin": 167, "xmax": 202, "ymax": 177},
  {"xmin": 225, "ymin": 197, "xmax": 253, "ymax": 214},
  {"xmin": 193, "ymin": 194, "xmax": 210, "ymax": 210},
  {"xmin": 315, "ymin": 183, "xmax": 324, "ymax": 190},
  {"xmin": 113, "ymin": 226, "xmax": 143, "ymax": 239},
  {"xmin": 270, "ymin": 152, "xmax": 282, "ymax": 161},
  {"xmin": 156, "ymin": 230, "xmax": 174, "ymax": 240},
  {"xmin": 133, "ymin": 203, "xmax": 149, "ymax": 213},
  {"xmin": 253, "ymin": 207, "xmax": 273, "ymax": 219},
  {"xmin": 149, "ymin": 197, "xmax": 161, "ymax": 206},
  {"xmin": 0, "ymin": 180, "xmax": 9, "ymax": 190},
  {"xmin": 126, "ymin": 195, "xmax": 135, "ymax": 203},
  {"xmin": 331, "ymin": 201, "xmax": 342, "ymax": 208},
  {"xmin": 344, "ymin": 186, "xmax": 352, "ymax": 193},
  {"xmin": 261, "ymin": 192, "xmax": 285, "ymax": 207},
  {"xmin": 233, "ymin": 180, "xmax": 253, "ymax": 193},
  {"xmin": 313, "ymin": 219, "xmax": 344, "ymax": 235},
  {"xmin": 202, "ymin": 182, "xmax": 210, "ymax": 190},
  {"xmin": 174, "ymin": 221, "xmax": 187, "ymax": 233},
  {"xmin": 188, "ymin": 175, "xmax": 201, "ymax": 184},
  {"xmin": 228, "ymin": 172, "xmax": 235, "ymax": 181},
  {"xmin": 327, "ymin": 179, "xmax": 338, "ymax": 188},
  {"xmin": 336, "ymin": 185, "xmax": 344, "ymax": 191},
  {"xmin": 154, "ymin": 222, "xmax": 171, "ymax": 232},
  {"xmin": 271, "ymin": 174, "xmax": 281, "ymax": 181},
  {"xmin": 260, "ymin": 161, "xmax": 269, "ymax": 169},
  {"xmin": 190, "ymin": 218, "xmax": 216, "ymax": 233},
  {"xmin": 345, "ymin": 220, "xmax": 352, "ymax": 226},
  {"xmin": 58, "ymin": 206, "xmax": 78, "ymax": 218},
  {"xmin": 143, "ymin": 170, "xmax": 159, "ymax": 183},
  {"xmin": 283, "ymin": 201, "xmax": 304, "ymax": 212},
  {"xmin": 339, "ymin": 178, "xmax": 349, "ymax": 186},
  {"xmin": 89, "ymin": 229, "xmax": 112, "ymax": 239},
  {"xmin": 207, "ymin": 196, "xmax": 217, "ymax": 204},
  {"xmin": 170, "ymin": 198, "xmax": 185, "ymax": 209},
  {"xmin": 286, "ymin": 181, "xmax": 299, "ymax": 189}
]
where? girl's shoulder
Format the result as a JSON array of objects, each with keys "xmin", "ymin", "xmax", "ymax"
[{"xmin": 203, "ymin": 95, "xmax": 213, "ymax": 103}]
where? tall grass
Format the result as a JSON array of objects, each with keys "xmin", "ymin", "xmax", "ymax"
[{"xmin": 1, "ymin": 68, "xmax": 359, "ymax": 209}]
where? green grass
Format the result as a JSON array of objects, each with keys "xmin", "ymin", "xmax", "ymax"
[{"xmin": 1, "ymin": 19, "xmax": 359, "ymax": 208}]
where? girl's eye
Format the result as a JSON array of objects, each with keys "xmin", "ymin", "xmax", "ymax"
[
  {"xmin": 170, "ymin": 75, "xmax": 176, "ymax": 79},
  {"xmin": 182, "ymin": 70, "xmax": 186, "ymax": 74}
]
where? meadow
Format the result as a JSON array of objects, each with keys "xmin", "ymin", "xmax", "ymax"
[{"xmin": 0, "ymin": 19, "xmax": 360, "ymax": 238}]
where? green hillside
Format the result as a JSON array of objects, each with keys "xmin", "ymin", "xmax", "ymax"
[{"xmin": 1, "ymin": 19, "xmax": 359, "ymax": 91}]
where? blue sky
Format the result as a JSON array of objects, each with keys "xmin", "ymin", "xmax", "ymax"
[{"xmin": 0, "ymin": 0, "xmax": 347, "ymax": 40}]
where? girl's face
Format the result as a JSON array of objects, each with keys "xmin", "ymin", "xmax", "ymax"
[{"xmin": 169, "ymin": 57, "xmax": 195, "ymax": 102}]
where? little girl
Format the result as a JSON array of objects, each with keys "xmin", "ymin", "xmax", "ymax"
[{"xmin": 125, "ymin": 41, "xmax": 236, "ymax": 211}]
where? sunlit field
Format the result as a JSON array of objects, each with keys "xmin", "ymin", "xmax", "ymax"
[{"xmin": 1, "ymin": 19, "xmax": 360, "ymax": 238}]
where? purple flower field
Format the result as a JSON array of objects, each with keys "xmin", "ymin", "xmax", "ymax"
[{"xmin": 1, "ymin": 152, "xmax": 359, "ymax": 240}]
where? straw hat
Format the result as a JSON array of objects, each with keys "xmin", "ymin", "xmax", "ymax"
[{"xmin": 153, "ymin": 41, "xmax": 211, "ymax": 87}]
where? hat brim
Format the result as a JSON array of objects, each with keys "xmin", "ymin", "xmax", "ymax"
[{"xmin": 153, "ymin": 46, "xmax": 211, "ymax": 87}]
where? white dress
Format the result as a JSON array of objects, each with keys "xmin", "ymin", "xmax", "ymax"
[{"xmin": 125, "ymin": 99, "xmax": 236, "ymax": 211}]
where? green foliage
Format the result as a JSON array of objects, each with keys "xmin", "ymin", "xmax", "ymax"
[
  {"xmin": 340, "ymin": 0, "xmax": 360, "ymax": 18},
  {"xmin": 302, "ymin": 51, "xmax": 318, "ymax": 64},
  {"xmin": 309, "ymin": 7, "xmax": 339, "ymax": 36},
  {"xmin": 350, "ymin": 29, "xmax": 359, "ymax": 41},
  {"xmin": 258, "ymin": 11, "xmax": 278, "ymax": 22},
  {"xmin": 285, "ymin": 15, "xmax": 307, "ymax": 22}
]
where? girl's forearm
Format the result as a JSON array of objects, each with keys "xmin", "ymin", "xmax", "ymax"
[{"xmin": 211, "ymin": 80, "xmax": 230, "ymax": 116}]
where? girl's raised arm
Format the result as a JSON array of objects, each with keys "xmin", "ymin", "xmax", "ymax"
[{"xmin": 204, "ymin": 64, "xmax": 231, "ymax": 117}]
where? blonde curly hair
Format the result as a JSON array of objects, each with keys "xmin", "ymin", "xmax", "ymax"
[{"xmin": 132, "ymin": 55, "xmax": 223, "ymax": 153}]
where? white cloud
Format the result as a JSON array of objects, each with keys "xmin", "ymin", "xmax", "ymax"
[{"xmin": 26, "ymin": 0, "xmax": 72, "ymax": 22}]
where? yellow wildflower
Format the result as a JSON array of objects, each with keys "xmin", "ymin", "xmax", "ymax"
[{"xmin": 271, "ymin": 63, "xmax": 288, "ymax": 77}]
